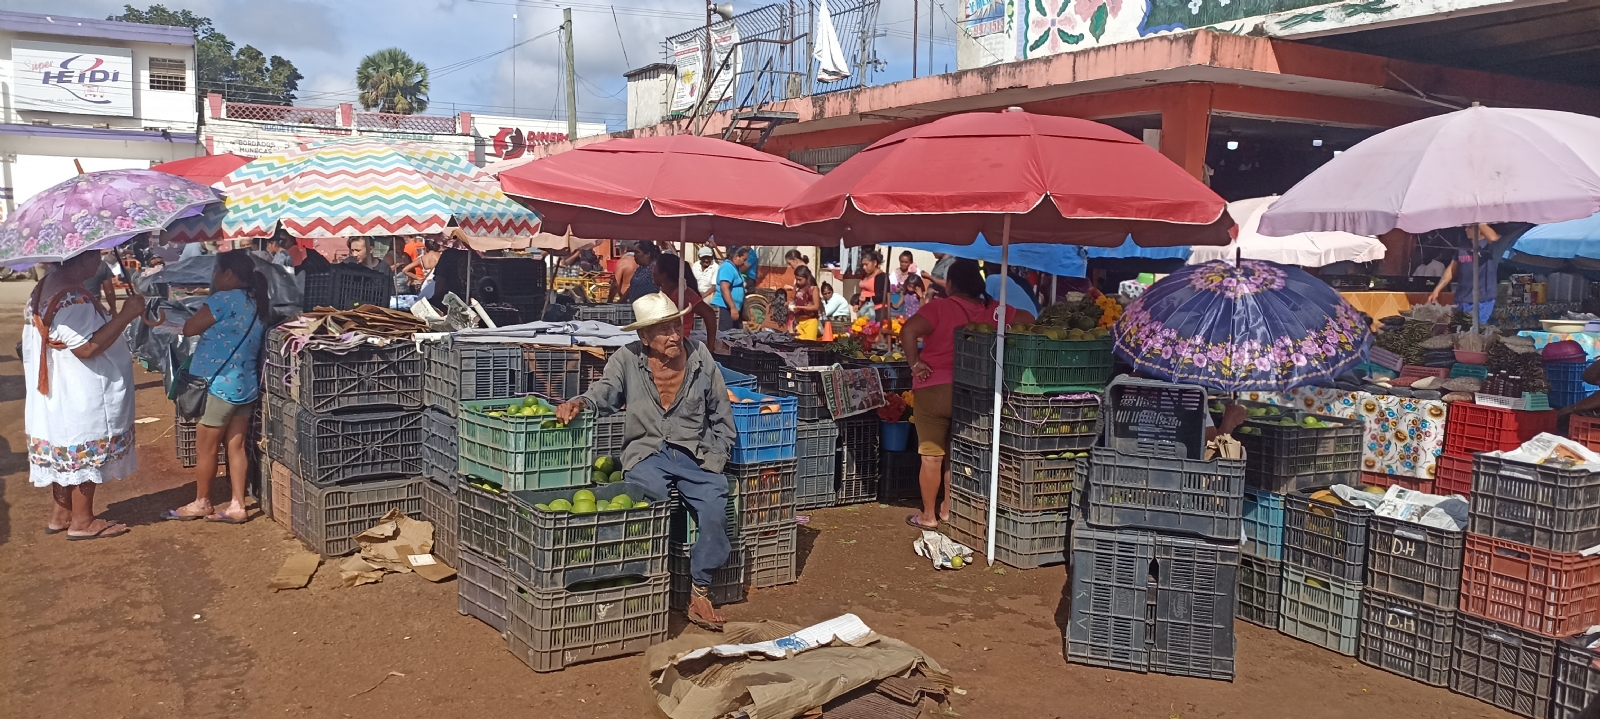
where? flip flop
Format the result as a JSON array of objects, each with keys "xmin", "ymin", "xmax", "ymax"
[
  {"xmin": 906, "ymin": 514, "xmax": 938, "ymax": 531},
  {"xmin": 67, "ymin": 523, "xmax": 129, "ymax": 541},
  {"xmin": 162, "ymin": 509, "xmax": 205, "ymax": 521},
  {"xmin": 44, "ymin": 527, "xmax": 67, "ymax": 535},
  {"xmin": 685, "ymin": 608, "xmax": 726, "ymax": 632},
  {"xmin": 205, "ymin": 513, "xmax": 249, "ymax": 524}
]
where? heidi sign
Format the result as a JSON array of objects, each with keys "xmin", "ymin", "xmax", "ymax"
[{"xmin": 12, "ymin": 41, "xmax": 135, "ymax": 117}]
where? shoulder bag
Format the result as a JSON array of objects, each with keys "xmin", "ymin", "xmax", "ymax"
[{"xmin": 174, "ymin": 312, "xmax": 258, "ymax": 421}]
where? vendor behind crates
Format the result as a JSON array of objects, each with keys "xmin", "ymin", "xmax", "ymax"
[{"xmin": 555, "ymin": 292, "xmax": 737, "ymax": 630}]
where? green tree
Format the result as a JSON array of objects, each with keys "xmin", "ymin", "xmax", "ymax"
[
  {"xmin": 356, "ymin": 48, "xmax": 430, "ymax": 114},
  {"xmin": 108, "ymin": 4, "xmax": 302, "ymax": 106}
]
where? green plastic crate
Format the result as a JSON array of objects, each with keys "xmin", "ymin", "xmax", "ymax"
[
  {"xmin": 952, "ymin": 328, "xmax": 1113, "ymax": 393},
  {"xmin": 456, "ymin": 399, "xmax": 594, "ymax": 491}
]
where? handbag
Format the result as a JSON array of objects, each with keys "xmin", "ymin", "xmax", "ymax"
[{"xmin": 174, "ymin": 314, "xmax": 258, "ymax": 421}]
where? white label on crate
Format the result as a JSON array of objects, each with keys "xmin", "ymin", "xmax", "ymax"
[{"xmin": 408, "ymin": 554, "xmax": 437, "ymax": 566}]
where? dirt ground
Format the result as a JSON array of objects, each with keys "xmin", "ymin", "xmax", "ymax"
[{"xmin": 0, "ymin": 280, "xmax": 1514, "ymax": 719}]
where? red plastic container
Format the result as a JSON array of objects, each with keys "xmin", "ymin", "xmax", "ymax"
[
  {"xmin": 1569, "ymin": 415, "xmax": 1600, "ymax": 454},
  {"xmin": 1361, "ymin": 471, "xmax": 1434, "ymax": 494},
  {"xmin": 1433, "ymin": 453, "xmax": 1475, "ymax": 496},
  {"xmin": 1444, "ymin": 403, "xmax": 1559, "ymax": 459},
  {"xmin": 1460, "ymin": 533, "xmax": 1600, "ymax": 639}
]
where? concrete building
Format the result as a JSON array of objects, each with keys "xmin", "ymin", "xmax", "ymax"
[{"xmin": 0, "ymin": 10, "xmax": 202, "ymax": 216}]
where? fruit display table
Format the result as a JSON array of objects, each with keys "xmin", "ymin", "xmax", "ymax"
[
  {"xmin": 1240, "ymin": 387, "xmax": 1448, "ymax": 481},
  {"xmin": 1338, "ymin": 292, "xmax": 1443, "ymax": 326}
]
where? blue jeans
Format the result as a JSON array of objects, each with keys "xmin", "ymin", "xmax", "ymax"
[{"xmin": 627, "ymin": 445, "xmax": 731, "ymax": 587}]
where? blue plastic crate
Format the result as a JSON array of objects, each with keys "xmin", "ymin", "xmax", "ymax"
[
  {"xmin": 729, "ymin": 387, "xmax": 798, "ymax": 464},
  {"xmin": 1545, "ymin": 361, "xmax": 1597, "ymax": 409},
  {"xmin": 720, "ymin": 364, "xmax": 757, "ymax": 391},
  {"xmin": 1243, "ymin": 487, "xmax": 1285, "ymax": 561}
]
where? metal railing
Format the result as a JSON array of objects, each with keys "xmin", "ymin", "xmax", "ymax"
[
  {"xmin": 354, "ymin": 112, "xmax": 458, "ymax": 133},
  {"xmin": 663, "ymin": 0, "xmax": 880, "ymax": 117},
  {"xmin": 223, "ymin": 102, "xmax": 337, "ymax": 126}
]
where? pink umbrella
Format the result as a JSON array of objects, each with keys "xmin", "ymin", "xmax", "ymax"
[{"xmin": 1258, "ymin": 106, "xmax": 1600, "ymax": 237}]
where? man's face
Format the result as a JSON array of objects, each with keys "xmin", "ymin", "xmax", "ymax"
[
  {"xmin": 700, "ymin": 256, "xmax": 713, "ymax": 268},
  {"xmin": 350, "ymin": 240, "xmax": 370, "ymax": 263},
  {"xmin": 640, "ymin": 320, "xmax": 683, "ymax": 360}
]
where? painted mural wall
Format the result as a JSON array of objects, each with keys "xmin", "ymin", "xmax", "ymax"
[{"xmin": 954, "ymin": 0, "xmax": 1528, "ymax": 69}]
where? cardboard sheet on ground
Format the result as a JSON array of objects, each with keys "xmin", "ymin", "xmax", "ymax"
[
  {"xmin": 646, "ymin": 615, "xmax": 949, "ymax": 719},
  {"xmin": 336, "ymin": 510, "xmax": 455, "ymax": 585}
]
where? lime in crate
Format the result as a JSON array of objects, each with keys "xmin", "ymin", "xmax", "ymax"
[{"xmin": 456, "ymin": 396, "xmax": 594, "ymax": 491}]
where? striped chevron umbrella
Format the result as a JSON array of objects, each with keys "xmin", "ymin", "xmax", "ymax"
[{"xmin": 218, "ymin": 138, "xmax": 540, "ymax": 240}]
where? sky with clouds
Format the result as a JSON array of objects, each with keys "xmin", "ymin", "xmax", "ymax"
[{"xmin": 16, "ymin": 0, "xmax": 962, "ymax": 130}]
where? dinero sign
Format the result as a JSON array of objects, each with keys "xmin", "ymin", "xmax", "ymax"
[
  {"xmin": 12, "ymin": 41, "xmax": 135, "ymax": 117},
  {"xmin": 490, "ymin": 127, "xmax": 569, "ymax": 159}
]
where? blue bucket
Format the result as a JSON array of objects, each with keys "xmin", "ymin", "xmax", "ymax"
[{"xmin": 882, "ymin": 421, "xmax": 912, "ymax": 452}]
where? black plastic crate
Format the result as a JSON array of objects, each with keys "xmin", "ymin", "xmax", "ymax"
[
  {"xmin": 668, "ymin": 538, "xmax": 746, "ymax": 611},
  {"xmin": 289, "ymin": 474, "xmax": 423, "ymax": 557},
  {"xmin": 591, "ymin": 413, "xmax": 626, "ymax": 466},
  {"xmin": 1103, "ymin": 376, "xmax": 1209, "ymax": 460},
  {"xmin": 947, "ymin": 438, "xmax": 1078, "ymax": 512},
  {"xmin": 1365, "ymin": 515, "xmax": 1464, "ymax": 611},
  {"xmin": 423, "ymin": 340, "xmax": 526, "ymax": 416},
  {"xmin": 1067, "ymin": 525, "xmax": 1153, "ymax": 673},
  {"xmin": 946, "ymin": 486, "xmax": 1071, "ymax": 569},
  {"xmin": 950, "ymin": 385, "xmax": 1102, "ymax": 453},
  {"xmin": 881, "ymin": 450, "xmax": 922, "ymax": 502},
  {"xmin": 1278, "ymin": 563, "xmax": 1363, "ymax": 656},
  {"xmin": 746, "ymin": 525, "xmax": 799, "ymax": 588},
  {"xmin": 717, "ymin": 348, "xmax": 783, "ymax": 394},
  {"xmin": 777, "ymin": 367, "xmax": 829, "ymax": 421},
  {"xmin": 505, "ymin": 574, "xmax": 670, "ymax": 673},
  {"xmin": 842, "ymin": 359, "xmax": 913, "ymax": 394},
  {"xmin": 838, "ymin": 414, "xmax": 880, "ymax": 482},
  {"xmin": 726, "ymin": 459, "xmax": 797, "ymax": 533},
  {"xmin": 301, "ymin": 263, "xmax": 391, "ymax": 310},
  {"xmin": 1553, "ymin": 635, "xmax": 1600, "ymax": 719},
  {"xmin": 573, "ymin": 303, "xmax": 635, "ymax": 326},
  {"xmin": 1470, "ymin": 453, "xmax": 1600, "ymax": 554},
  {"xmin": 458, "ymin": 480, "xmax": 511, "ymax": 560},
  {"xmin": 1359, "ymin": 590, "xmax": 1455, "ymax": 687},
  {"xmin": 1283, "ymin": 486, "xmax": 1375, "ymax": 584},
  {"xmin": 264, "ymin": 392, "xmax": 297, "ymax": 462},
  {"xmin": 1238, "ymin": 555, "xmax": 1282, "ymax": 628},
  {"xmin": 523, "ymin": 348, "xmax": 601, "ymax": 401},
  {"xmin": 421, "ymin": 478, "xmax": 459, "ymax": 570},
  {"xmin": 1081, "ymin": 445, "xmax": 1245, "ymax": 542},
  {"xmin": 796, "ymin": 419, "xmax": 839, "ymax": 510},
  {"xmin": 175, "ymin": 413, "xmax": 229, "ymax": 468},
  {"xmin": 1234, "ymin": 404, "xmax": 1363, "ymax": 493},
  {"xmin": 264, "ymin": 326, "xmax": 294, "ymax": 401},
  {"xmin": 292, "ymin": 340, "xmax": 422, "ymax": 413},
  {"xmin": 505, "ymin": 481, "xmax": 672, "ymax": 591},
  {"xmin": 457, "ymin": 547, "xmax": 510, "ymax": 634},
  {"xmin": 1151, "ymin": 532, "xmax": 1239, "ymax": 681},
  {"xmin": 1451, "ymin": 614, "xmax": 1558, "ymax": 719},
  {"xmin": 421, "ymin": 407, "xmax": 459, "ymax": 491},
  {"xmin": 294, "ymin": 408, "xmax": 423, "ymax": 487}
]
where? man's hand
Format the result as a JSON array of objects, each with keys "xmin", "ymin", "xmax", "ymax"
[
  {"xmin": 555, "ymin": 398, "xmax": 585, "ymax": 424},
  {"xmin": 118, "ymin": 293, "xmax": 147, "ymax": 319},
  {"xmin": 730, "ymin": 309, "xmax": 741, "ymax": 322},
  {"xmin": 710, "ymin": 338, "xmax": 730, "ymax": 355},
  {"xmin": 1219, "ymin": 404, "xmax": 1248, "ymax": 435}
]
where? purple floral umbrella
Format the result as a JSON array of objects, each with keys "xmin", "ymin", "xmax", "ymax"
[
  {"xmin": 0, "ymin": 169, "xmax": 221, "ymax": 268},
  {"xmin": 1111, "ymin": 259, "xmax": 1373, "ymax": 392}
]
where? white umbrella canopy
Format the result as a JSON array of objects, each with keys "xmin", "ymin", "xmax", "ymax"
[{"xmin": 1188, "ymin": 196, "xmax": 1386, "ymax": 267}]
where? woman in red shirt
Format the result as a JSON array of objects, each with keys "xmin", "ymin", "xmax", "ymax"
[{"xmin": 899, "ymin": 259, "xmax": 1034, "ymax": 531}]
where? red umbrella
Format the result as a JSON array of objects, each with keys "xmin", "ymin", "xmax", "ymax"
[
  {"xmin": 780, "ymin": 108, "xmax": 1233, "ymax": 564},
  {"xmin": 781, "ymin": 109, "xmax": 1232, "ymax": 247},
  {"xmin": 152, "ymin": 152, "xmax": 255, "ymax": 187},
  {"xmin": 497, "ymin": 135, "xmax": 832, "ymax": 245}
]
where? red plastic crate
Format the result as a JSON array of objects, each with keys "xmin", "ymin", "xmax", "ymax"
[
  {"xmin": 1570, "ymin": 415, "xmax": 1600, "ymax": 453},
  {"xmin": 1361, "ymin": 471, "xmax": 1434, "ymax": 494},
  {"xmin": 1460, "ymin": 533, "xmax": 1600, "ymax": 639},
  {"xmin": 1444, "ymin": 403, "xmax": 1559, "ymax": 459},
  {"xmin": 1396, "ymin": 365, "xmax": 1450, "ymax": 386},
  {"xmin": 1434, "ymin": 453, "xmax": 1475, "ymax": 496}
]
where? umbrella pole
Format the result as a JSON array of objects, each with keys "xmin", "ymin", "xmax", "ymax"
[
  {"xmin": 679, "ymin": 217, "xmax": 687, "ymax": 315},
  {"xmin": 986, "ymin": 215, "xmax": 1012, "ymax": 565},
  {"xmin": 1471, "ymin": 225, "xmax": 1481, "ymax": 332}
]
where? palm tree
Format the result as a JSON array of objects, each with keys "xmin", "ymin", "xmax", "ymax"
[{"xmin": 356, "ymin": 48, "xmax": 429, "ymax": 114}]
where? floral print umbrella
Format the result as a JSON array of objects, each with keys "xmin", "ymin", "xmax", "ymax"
[
  {"xmin": 0, "ymin": 169, "xmax": 221, "ymax": 267},
  {"xmin": 1112, "ymin": 259, "xmax": 1372, "ymax": 391}
]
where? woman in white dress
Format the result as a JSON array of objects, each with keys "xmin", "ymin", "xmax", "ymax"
[{"xmin": 24, "ymin": 250, "xmax": 146, "ymax": 540}]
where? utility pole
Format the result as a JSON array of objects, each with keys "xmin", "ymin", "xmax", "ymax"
[
  {"xmin": 927, "ymin": 1, "xmax": 933, "ymax": 77},
  {"xmin": 512, "ymin": 13, "xmax": 518, "ymax": 115},
  {"xmin": 912, "ymin": 0, "xmax": 919, "ymax": 78},
  {"xmin": 564, "ymin": 8, "xmax": 577, "ymax": 140}
]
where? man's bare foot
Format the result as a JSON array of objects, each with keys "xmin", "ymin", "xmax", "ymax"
[
  {"xmin": 67, "ymin": 518, "xmax": 129, "ymax": 540},
  {"xmin": 686, "ymin": 590, "xmax": 726, "ymax": 631}
]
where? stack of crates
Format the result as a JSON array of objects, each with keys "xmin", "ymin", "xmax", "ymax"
[
  {"xmin": 720, "ymin": 387, "xmax": 800, "ymax": 588},
  {"xmin": 796, "ymin": 419, "xmax": 840, "ymax": 510},
  {"xmin": 1066, "ymin": 376, "xmax": 1243, "ymax": 681},
  {"xmin": 1450, "ymin": 451, "xmax": 1600, "ymax": 718},
  {"xmin": 945, "ymin": 329, "xmax": 1104, "ymax": 569},
  {"xmin": 1225, "ymin": 400, "xmax": 1364, "ymax": 646},
  {"xmin": 264, "ymin": 327, "xmax": 427, "ymax": 557},
  {"xmin": 1436, "ymin": 402, "xmax": 1558, "ymax": 496}
]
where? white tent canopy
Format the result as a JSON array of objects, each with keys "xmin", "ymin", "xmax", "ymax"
[{"xmin": 1188, "ymin": 196, "xmax": 1386, "ymax": 267}]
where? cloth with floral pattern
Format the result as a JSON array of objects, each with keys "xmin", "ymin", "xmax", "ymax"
[
  {"xmin": 0, "ymin": 169, "xmax": 220, "ymax": 268},
  {"xmin": 22, "ymin": 288, "xmax": 138, "ymax": 486},
  {"xmin": 1113, "ymin": 260, "xmax": 1372, "ymax": 391},
  {"xmin": 1491, "ymin": 302, "xmax": 1583, "ymax": 331},
  {"xmin": 1241, "ymin": 387, "xmax": 1447, "ymax": 480}
]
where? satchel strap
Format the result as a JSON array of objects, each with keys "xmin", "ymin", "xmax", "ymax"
[{"xmin": 29, "ymin": 283, "xmax": 97, "ymax": 396}]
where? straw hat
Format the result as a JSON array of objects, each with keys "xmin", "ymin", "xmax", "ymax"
[{"xmin": 621, "ymin": 292, "xmax": 692, "ymax": 332}]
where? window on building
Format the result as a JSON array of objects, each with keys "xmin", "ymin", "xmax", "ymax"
[{"xmin": 149, "ymin": 58, "xmax": 186, "ymax": 92}]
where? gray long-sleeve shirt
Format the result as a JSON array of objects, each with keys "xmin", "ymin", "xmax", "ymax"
[{"xmin": 577, "ymin": 339, "xmax": 737, "ymax": 473}]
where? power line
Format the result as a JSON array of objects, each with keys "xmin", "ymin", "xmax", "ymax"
[
  {"xmin": 465, "ymin": 0, "xmax": 701, "ymax": 21},
  {"xmin": 610, "ymin": 7, "xmax": 631, "ymax": 69}
]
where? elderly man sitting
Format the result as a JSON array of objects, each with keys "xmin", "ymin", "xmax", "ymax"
[{"xmin": 556, "ymin": 292, "xmax": 737, "ymax": 629}]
